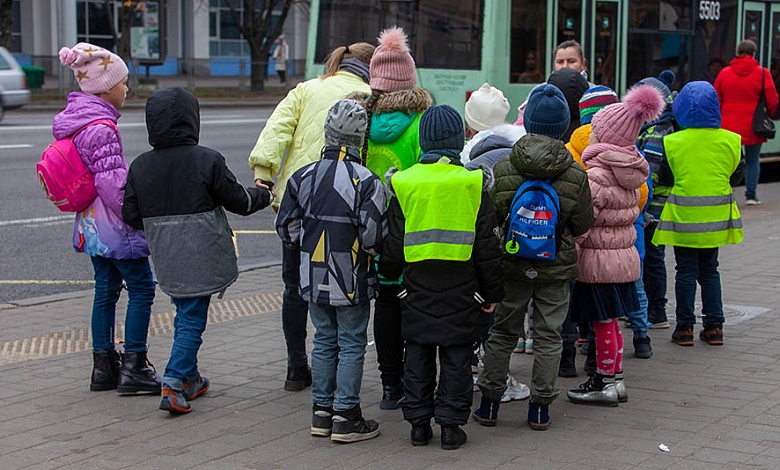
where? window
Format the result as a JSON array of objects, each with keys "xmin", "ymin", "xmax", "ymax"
[
  {"xmin": 510, "ymin": 0, "xmax": 547, "ymax": 83},
  {"xmin": 209, "ymin": 2, "xmax": 283, "ymax": 57},
  {"xmin": 630, "ymin": 0, "xmax": 694, "ymax": 32},
  {"xmin": 315, "ymin": 0, "xmax": 483, "ymax": 70},
  {"xmin": 11, "ymin": 0, "xmax": 21, "ymax": 52},
  {"xmin": 76, "ymin": 0, "xmax": 115, "ymax": 50}
]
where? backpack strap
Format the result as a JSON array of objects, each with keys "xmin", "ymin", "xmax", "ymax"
[{"xmin": 71, "ymin": 119, "xmax": 118, "ymax": 139}]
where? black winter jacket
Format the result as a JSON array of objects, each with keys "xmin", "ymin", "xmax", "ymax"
[
  {"xmin": 492, "ymin": 133, "xmax": 594, "ymax": 282},
  {"xmin": 380, "ymin": 157, "xmax": 504, "ymax": 346}
]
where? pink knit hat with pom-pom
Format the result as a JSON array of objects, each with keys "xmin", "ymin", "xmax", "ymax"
[
  {"xmin": 59, "ymin": 42, "xmax": 128, "ymax": 94},
  {"xmin": 591, "ymin": 84, "xmax": 665, "ymax": 147},
  {"xmin": 369, "ymin": 26, "xmax": 416, "ymax": 92}
]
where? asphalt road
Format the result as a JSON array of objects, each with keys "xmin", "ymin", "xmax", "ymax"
[{"xmin": 0, "ymin": 106, "xmax": 281, "ymax": 303}]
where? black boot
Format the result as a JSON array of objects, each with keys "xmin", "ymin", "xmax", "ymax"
[
  {"xmin": 90, "ymin": 350, "xmax": 121, "ymax": 391},
  {"xmin": 284, "ymin": 365, "xmax": 312, "ymax": 391},
  {"xmin": 117, "ymin": 351, "xmax": 162, "ymax": 395},
  {"xmin": 440, "ymin": 425, "xmax": 467, "ymax": 450},
  {"xmin": 410, "ymin": 421, "xmax": 433, "ymax": 446},
  {"xmin": 584, "ymin": 337, "xmax": 596, "ymax": 377},
  {"xmin": 558, "ymin": 343, "xmax": 577, "ymax": 378}
]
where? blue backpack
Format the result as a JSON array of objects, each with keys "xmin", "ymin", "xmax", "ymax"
[{"xmin": 504, "ymin": 179, "xmax": 561, "ymax": 260}]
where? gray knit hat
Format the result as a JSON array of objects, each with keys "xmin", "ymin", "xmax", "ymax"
[{"xmin": 324, "ymin": 99, "xmax": 368, "ymax": 148}]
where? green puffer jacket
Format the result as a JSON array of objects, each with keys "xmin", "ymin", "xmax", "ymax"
[{"xmin": 492, "ymin": 134, "xmax": 594, "ymax": 282}]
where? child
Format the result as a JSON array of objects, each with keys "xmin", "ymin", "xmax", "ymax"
[
  {"xmin": 461, "ymin": 83, "xmax": 511, "ymax": 162},
  {"xmin": 276, "ymin": 99, "xmax": 386, "ymax": 443},
  {"xmin": 122, "ymin": 87, "xmax": 274, "ymax": 414},
  {"xmin": 566, "ymin": 84, "xmax": 663, "ymax": 406},
  {"xmin": 381, "ymin": 105, "xmax": 504, "ymax": 450},
  {"xmin": 474, "ymin": 84, "xmax": 594, "ymax": 430},
  {"xmin": 55, "ymin": 42, "xmax": 159, "ymax": 394},
  {"xmin": 653, "ymin": 81, "xmax": 743, "ymax": 346}
]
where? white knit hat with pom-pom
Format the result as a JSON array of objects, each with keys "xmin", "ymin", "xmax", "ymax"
[{"xmin": 369, "ymin": 26, "xmax": 417, "ymax": 92}]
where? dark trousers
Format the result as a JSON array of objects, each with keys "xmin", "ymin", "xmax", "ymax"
[
  {"xmin": 282, "ymin": 244, "xmax": 309, "ymax": 369},
  {"xmin": 673, "ymin": 246, "xmax": 724, "ymax": 326},
  {"xmin": 402, "ymin": 341, "xmax": 473, "ymax": 427},
  {"xmin": 644, "ymin": 222, "xmax": 668, "ymax": 323},
  {"xmin": 373, "ymin": 283, "xmax": 404, "ymax": 386}
]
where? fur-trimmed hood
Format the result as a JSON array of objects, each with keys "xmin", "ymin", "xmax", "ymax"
[{"xmin": 348, "ymin": 88, "xmax": 433, "ymax": 114}]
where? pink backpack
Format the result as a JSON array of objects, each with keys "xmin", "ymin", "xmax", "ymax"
[{"xmin": 36, "ymin": 119, "xmax": 116, "ymax": 212}]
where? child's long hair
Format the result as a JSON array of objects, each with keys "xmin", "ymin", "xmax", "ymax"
[{"xmin": 322, "ymin": 42, "xmax": 375, "ymax": 79}]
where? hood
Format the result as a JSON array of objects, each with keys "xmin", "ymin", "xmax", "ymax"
[
  {"xmin": 349, "ymin": 88, "xmax": 432, "ymax": 143},
  {"xmin": 728, "ymin": 54, "xmax": 759, "ymax": 77},
  {"xmin": 566, "ymin": 124, "xmax": 591, "ymax": 160},
  {"xmin": 52, "ymin": 92, "xmax": 120, "ymax": 140},
  {"xmin": 509, "ymin": 133, "xmax": 574, "ymax": 179},
  {"xmin": 368, "ymin": 110, "xmax": 416, "ymax": 143},
  {"xmin": 469, "ymin": 124, "xmax": 526, "ymax": 160},
  {"xmin": 673, "ymin": 81, "xmax": 721, "ymax": 129},
  {"xmin": 583, "ymin": 143, "xmax": 649, "ymax": 190},
  {"xmin": 146, "ymin": 87, "xmax": 200, "ymax": 148}
]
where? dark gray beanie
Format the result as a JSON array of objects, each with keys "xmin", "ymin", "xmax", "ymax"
[
  {"xmin": 523, "ymin": 84, "xmax": 570, "ymax": 140},
  {"xmin": 419, "ymin": 104, "xmax": 465, "ymax": 152},
  {"xmin": 324, "ymin": 99, "xmax": 368, "ymax": 148}
]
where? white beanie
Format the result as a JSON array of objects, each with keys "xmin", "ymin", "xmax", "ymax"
[{"xmin": 465, "ymin": 83, "xmax": 510, "ymax": 132}]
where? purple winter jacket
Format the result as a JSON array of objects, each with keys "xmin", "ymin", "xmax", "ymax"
[{"xmin": 52, "ymin": 92, "xmax": 148, "ymax": 259}]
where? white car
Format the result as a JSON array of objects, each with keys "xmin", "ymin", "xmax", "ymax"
[{"xmin": 0, "ymin": 46, "xmax": 31, "ymax": 122}]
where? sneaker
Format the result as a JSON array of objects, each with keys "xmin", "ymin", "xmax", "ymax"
[
  {"xmin": 311, "ymin": 404, "xmax": 333, "ymax": 437},
  {"xmin": 182, "ymin": 375, "xmax": 210, "ymax": 401},
  {"xmin": 745, "ymin": 198, "xmax": 762, "ymax": 206},
  {"xmin": 567, "ymin": 375, "xmax": 619, "ymax": 407},
  {"xmin": 614, "ymin": 372, "xmax": 628, "ymax": 403},
  {"xmin": 672, "ymin": 324, "xmax": 694, "ymax": 346},
  {"xmin": 380, "ymin": 384, "xmax": 404, "ymax": 410},
  {"xmin": 513, "ymin": 339, "xmax": 525, "ymax": 353},
  {"xmin": 524, "ymin": 338, "xmax": 533, "ymax": 354},
  {"xmin": 331, "ymin": 406, "xmax": 380, "ymax": 443},
  {"xmin": 440, "ymin": 425, "xmax": 467, "ymax": 450},
  {"xmin": 411, "ymin": 423, "xmax": 433, "ymax": 447},
  {"xmin": 527, "ymin": 402, "xmax": 550, "ymax": 431},
  {"xmin": 650, "ymin": 320, "xmax": 670, "ymax": 329},
  {"xmin": 472, "ymin": 396, "xmax": 500, "ymax": 426},
  {"xmin": 633, "ymin": 336, "xmax": 653, "ymax": 359},
  {"xmin": 501, "ymin": 375, "xmax": 530, "ymax": 402},
  {"xmin": 699, "ymin": 323, "xmax": 724, "ymax": 345},
  {"xmin": 284, "ymin": 365, "xmax": 312, "ymax": 391},
  {"xmin": 159, "ymin": 387, "xmax": 192, "ymax": 414}
]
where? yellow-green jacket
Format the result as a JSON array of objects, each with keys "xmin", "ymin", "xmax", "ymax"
[{"xmin": 248, "ymin": 71, "xmax": 371, "ymax": 209}]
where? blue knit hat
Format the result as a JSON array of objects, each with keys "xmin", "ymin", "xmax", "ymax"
[
  {"xmin": 419, "ymin": 104, "xmax": 465, "ymax": 153},
  {"xmin": 523, "ymin": 84, "xmax": 570, "ymax": 140},
  {"xmin": 635, "ymin": 70, "xmax": 675, "ymax": 106}
]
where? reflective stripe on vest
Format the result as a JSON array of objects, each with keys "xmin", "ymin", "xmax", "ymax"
[
  {"xmin": 656, "ymin": 218, "xmax": 743, "ymax": 233},
  {"xmin": 666, "ymin": 194, "xmax": 734, "ymax": 206},
  {"xmin": 392, "ymin": 161, "xmax": 482, "ymax": 262}
]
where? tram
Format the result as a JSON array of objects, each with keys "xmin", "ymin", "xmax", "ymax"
[{"xmin": 305, "ymin": 0, "xmax": 780, "ymax": 158}]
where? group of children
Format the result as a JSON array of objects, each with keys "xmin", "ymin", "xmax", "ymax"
[{"xmin": 54, "ymin": 31, "xmax": 743, "ymax": 451}]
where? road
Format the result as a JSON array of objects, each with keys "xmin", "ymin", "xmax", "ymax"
[{"xmin": 0, "ymin": 106, "xmax": 281, "ymax": 303}]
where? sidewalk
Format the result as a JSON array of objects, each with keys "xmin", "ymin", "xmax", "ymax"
[{"xmin": 1, "ymin": 185, "xmax": 780, "ymax": 469}]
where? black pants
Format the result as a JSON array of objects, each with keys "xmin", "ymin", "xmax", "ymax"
[
  {"xmin": 374, "ymin": 283, "xmax": 404, "ymax": 386},
  {"xmin": 278, "ymin": 70, "xmax": 287, "ymax": 83},
  {"xmin": 402, "ymin": 341, "xmax": 473, "ymax": 427},
  {"xmin": 282, "ymin": 244, "xmax": 308, "ymax": 369}
]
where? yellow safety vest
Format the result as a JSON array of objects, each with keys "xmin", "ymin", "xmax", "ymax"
[
  {"xmin": 392, "ymin": 160, "xmax": 483, "ymax": 262},
  {"xmin": 652, "ymin": 128, "xmax": 743, "ymax": 248}
]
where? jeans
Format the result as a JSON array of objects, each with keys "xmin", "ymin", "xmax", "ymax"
[
  {"xmin": 309, "ymin": 301, "xmax": 370, "ymax": 411},
  {"xmin": 743, "ymin": 144, "xmax": 762, "ymax": 200},
  {"xmin": 90, "ymin": 256, "xmax": 155, "ymax": 353},
  {"xmin": 282, "ymin": 244, "xmax": 309, "ymax": 369},
  {"xmin": 163, "ymin": 296, "xmax": 211, "ymax": 389},
  {"xmin": 673, "ymin": 247, "xmax": 724, "ymax": 327},
  {"xmin": 478, "ymin": 279, "xmax": 569, "ymax": 405},
  {"xmin": 374, "ymin": 283, "xmax": 405, "ymax": 387},
  {"xmin": 626, "ymin": 272, "xmax": 651, "ymax": 338},
  {"xmin": 644, "ymin": 222, "xmax": 668, "ymax": 323}
]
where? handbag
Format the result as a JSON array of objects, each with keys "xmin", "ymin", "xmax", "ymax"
[{"xmin": 752, "ymin": 69, "xmax": 776, "ymax": 139}]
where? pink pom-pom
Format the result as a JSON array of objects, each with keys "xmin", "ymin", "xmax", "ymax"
[
  {"xmin": 377, "ymin": 26, "xmax": 409, "ymax": 53},
  {"xmin": 59, "ymin": 47, "xmax": 80, "ymax": 66},
  {"xmin": 622, "ymin": 84, "xmax": 665, "ymax": 123}
]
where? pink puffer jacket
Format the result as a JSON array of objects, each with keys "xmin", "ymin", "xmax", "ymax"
[{"xmin": 576, "ymin": 143, "xmax": 649, "ymax": 283}]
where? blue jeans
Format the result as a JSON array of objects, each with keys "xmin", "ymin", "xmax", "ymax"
[
  {"xmin": 644, "ymin": 221, "xmax": 668, "ymax": 323},
  {"xmin": 309, "ymin": 301, "xmax": 370, "ymax": 411},
  {"xmin": 282, "ymin": 244, "xmax": 309, "ymax": 369},
  {"xmin": 673, "ymin": 247, "xmax": 724, "ymax": 327},
  {"xmin": 90, "ymin": 256, "xmax": 155, "ymax": 353},
  {"xmin": 626, "ymin": 271, "xmax": 651, "ymax": 338},
  {"xmin": 163, "ymin": 296, "xmax": 211, "ymax": 389},
  {"xmin": 743, "ymin": 144, "xmax": 761, "ymax": 200}
]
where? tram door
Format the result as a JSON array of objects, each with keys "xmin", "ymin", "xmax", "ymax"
[
  {"xmin": 744, "ymin": 2, "xmax": 766, "ymax": 64},
  {"xmin": 591, "ymin": 0, "xmax": 620, "ymax": 91}
]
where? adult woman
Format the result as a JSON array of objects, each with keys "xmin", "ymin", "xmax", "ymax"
[
  {"xmin": 715, "ymin": 39, "xmax": 779, "ymax": 205},
  {"xmin": 248, "ymin": 41, "xmax": 375, "ymax": 392}
]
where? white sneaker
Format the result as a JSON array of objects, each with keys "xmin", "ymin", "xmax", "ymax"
[
  {"xmin": 524, "ymin": 338, "xmax": 533, "ymax": 354},
  {"xmin": 746, "ymin": 199, "xmax": 762, "ymax": 206},
  {"xmin": 501, "ymin": 375, "xmax": 531, "ymax": 402}
]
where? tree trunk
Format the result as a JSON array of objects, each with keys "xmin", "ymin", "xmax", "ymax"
[{"xmin": 0, "ymin": 0, "xmax": 13, "ymax": 50}]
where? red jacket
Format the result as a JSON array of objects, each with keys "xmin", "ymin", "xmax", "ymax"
[{"xmin": 714, "ymin": 55, "xmax": 779, "ymax": 145}]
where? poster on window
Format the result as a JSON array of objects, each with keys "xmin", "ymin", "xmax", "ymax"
[{"xmin": 130, "ymin": 2, "xmax": 162, "ymax": 63}]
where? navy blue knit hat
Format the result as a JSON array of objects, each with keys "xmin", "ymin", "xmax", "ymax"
[
  {"xmin": 419, "ymin": 104, "xmax": 465, "ymax": 153},
  {"xmin": 523, "ymin": 84, "xmax": 570, "ymax": 140}
]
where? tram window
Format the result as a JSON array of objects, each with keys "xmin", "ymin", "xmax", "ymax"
[
  {"xmin": 314, "ymin": 0, "xmax": 483, "ymax": 70},
  {"xmin": 630, "ymin": 0, "xmax": 693, "ymax": 32},
  {"xmin": 510, "ymin": 0, "xmax": 547, "ymax": 83},
  {"xmin": 771, "ymin": 12, "xmax": 780, "ymax": 118}
]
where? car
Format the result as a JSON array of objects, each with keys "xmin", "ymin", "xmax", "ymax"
[{"xmin": 0, "ymin": 46, "xmax": 31, "ymax": 122}]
